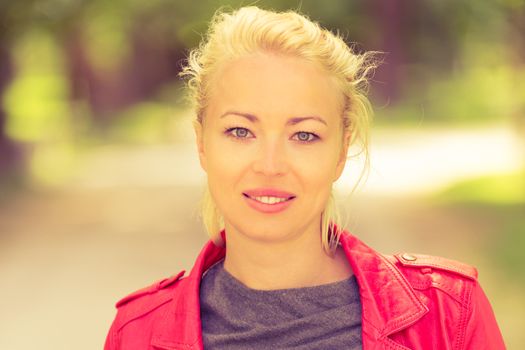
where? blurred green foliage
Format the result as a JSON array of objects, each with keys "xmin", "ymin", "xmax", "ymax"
[
  {"xmin": 495, "ymin": 215, "xmax": 525, "ymax": 283},
  {"xmin": 435, "ymin": 171, "xmax": 525, "ymax": 206},
  {"xmin": 4, "ymin": 29, "xmax": 70, "ymax": 143},
  {"xmin": 433, "ymin": 171, "xmax": 525, "ymax": 285}
]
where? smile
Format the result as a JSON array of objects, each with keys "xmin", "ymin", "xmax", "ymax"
[{"xmin": 242, "ymin": 188, "xmax": 296, "ymax": 213}]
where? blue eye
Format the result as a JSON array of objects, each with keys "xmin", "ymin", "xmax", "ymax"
[
  {"xmin": 293, "ymin": 131, "xmax": 318, "ymax": 143},
  {"xmin": 225, "ymin": 127, "xmax": 253, "ymax": 139}
]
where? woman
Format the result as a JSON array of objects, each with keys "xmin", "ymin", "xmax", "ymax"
[{"xmin": 104, "ymin": 6, "xmax": 505, "ymax": 349}]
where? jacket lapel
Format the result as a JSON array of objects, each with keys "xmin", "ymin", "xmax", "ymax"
[{"xmin": 339, "ymin": 233, "xmax": 428, "ymax": 348}]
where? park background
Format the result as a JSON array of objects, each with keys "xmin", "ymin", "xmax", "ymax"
[{"xmin": 0, "ymin": 0, "xmax": 524, "ymax": 348}]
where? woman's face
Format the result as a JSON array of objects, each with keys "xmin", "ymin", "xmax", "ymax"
[{"xmin": 195, "ymin": 53, "xmax": 350, "ymax": 243}]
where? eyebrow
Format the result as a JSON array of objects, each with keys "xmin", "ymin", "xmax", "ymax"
[{"xmin": 220, "ymin": 111, "xmax": 327, "ymax": 126}]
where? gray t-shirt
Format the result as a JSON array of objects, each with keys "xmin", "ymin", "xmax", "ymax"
[{"xmin": 200, "ymin": 260, "xmax": 362, "ymax": 349}]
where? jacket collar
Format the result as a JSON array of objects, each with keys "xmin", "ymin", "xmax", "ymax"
[
  {"xmin": 152, "ymin": 228, "xmax": 428, "ymax": 349},
  {"xmin": 339, "ymin": 233, "xmax": 428, "ymax": 341}
]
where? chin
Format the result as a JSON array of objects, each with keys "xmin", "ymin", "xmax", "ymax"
[{"xmin": 225, "ymin": 216, "xmax": 301, "ymax": 243}]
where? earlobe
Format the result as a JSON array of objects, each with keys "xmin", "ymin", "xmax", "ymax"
[{"xmin": 193, "ymin": 121, "xmax": 207, "ymax": 172}]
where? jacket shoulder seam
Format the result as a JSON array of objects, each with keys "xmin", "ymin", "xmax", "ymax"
[
  {"xmin": 115, "ymin": 270, "xmax": 185, "ymax": 308},
  {"xmin": 392, "ymin": 253, "xmax": 478, "ymax": 280},
  {"xmin": 386, "ymin": 253, "xmax": 477, "ymax": 307}
]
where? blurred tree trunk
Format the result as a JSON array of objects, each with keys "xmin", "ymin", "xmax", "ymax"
[
  {"xmin": 130, "ymin": 20, "xmax": 183, "ymax": 101},
  {"xmin": 365, "ymin": 0, "xmax": 406, "ymax": 104},
  {"xmin": 365, "ymin": 0, "xmax": 440, "ymax": 108},
  {"xmin": 65, "ymin": 28, "xmax": 121, "ymax": 124}
]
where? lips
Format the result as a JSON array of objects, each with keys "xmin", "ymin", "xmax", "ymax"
[{"xmin": 242, "ymin": 188, "xmax": 296, "ymax": 214}]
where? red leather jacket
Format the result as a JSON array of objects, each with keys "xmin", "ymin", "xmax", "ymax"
[{"xmin": 104, "ymin": 231, "xmax": 506, "ymax": 349}]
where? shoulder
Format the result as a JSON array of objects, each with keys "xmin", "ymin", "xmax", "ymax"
[
  {"xmin": 115, "ymin": 270, "xmax": 186, "ymax": 308},
  {"xmin": 383, "ymin": 252, "xmax": 479, "ymax": 304},
  {"xmin": 110, "ymin": 270, "xmax": 186, "ymax": 331}
]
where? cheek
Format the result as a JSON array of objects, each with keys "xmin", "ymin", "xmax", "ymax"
[
  {"xmin": 205, "ymin": 152, "xmax": 240, "ymax": 208},
  {"xmin": 204, "ymin": 135, "xmax": 251, "ymax": 187},
  {"xmin": 290, "ymin": 142, "xmax": 341, "ymax": 185}
]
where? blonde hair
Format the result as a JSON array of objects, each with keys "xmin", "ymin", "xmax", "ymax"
[{"xmin": 180, "ymin": 6, "xmax": 378, "ymax": 255}]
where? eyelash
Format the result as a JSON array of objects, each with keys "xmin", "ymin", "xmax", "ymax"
[
  {"xmin": 294, "ymin": 132, "xmax": 320, "ymax": 143},
  {"xmin": 224, "ymin": 127, "xmax": 254, "ymax": 140},
  {"xmin": 224, "ymin": 127, "xmax": 320, "ymax": 144}
]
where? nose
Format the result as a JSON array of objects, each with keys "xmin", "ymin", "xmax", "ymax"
[{"xmin": 251, "ymin": 137, "xmax": 289, "ymax": 176}]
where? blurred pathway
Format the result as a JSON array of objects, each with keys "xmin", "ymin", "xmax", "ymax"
[{"xmin": 355, "ymin": 125, "xmax": 524, "ymax": 194}]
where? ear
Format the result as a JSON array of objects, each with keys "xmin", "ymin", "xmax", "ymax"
[
  {"xmin": 193, "ymin": 120, "xmax": 207, "ymax": 172},
  {"xmin": 334, "ymin": 131, "xmax": 351, "ymax": 182}
]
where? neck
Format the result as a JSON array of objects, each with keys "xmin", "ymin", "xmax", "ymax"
[{"xmin": 222, "ymin": 221, "xmax": 353, "ymax": 290}]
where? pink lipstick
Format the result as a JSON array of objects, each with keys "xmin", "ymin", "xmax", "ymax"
[{"xmin": 242, "ymin": 188, "xmax": 296, "ymax": 214}]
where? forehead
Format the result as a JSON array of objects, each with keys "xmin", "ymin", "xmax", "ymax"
[{"xmin": 206, "ymin": 53, "xmax": 344, "ymax": 125}]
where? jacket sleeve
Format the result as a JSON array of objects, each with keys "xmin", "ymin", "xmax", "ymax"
[
  {"xmin": 104, "ymin": 315, "xmax": 119, "ymax": 350},
  {"xmin": 463, "ymin": 280, "xmax": 506, "ymax": 349}
]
